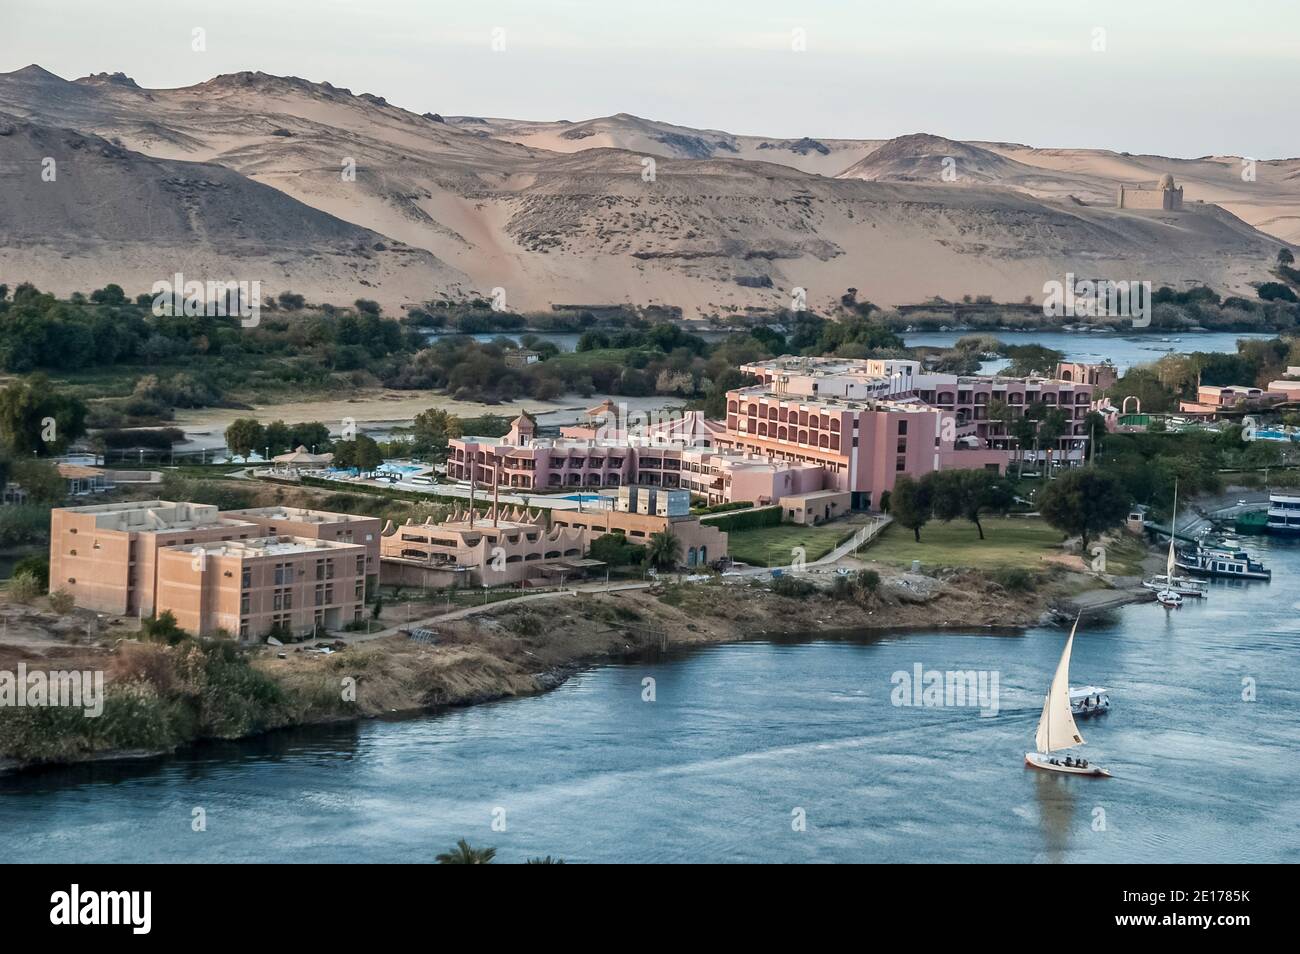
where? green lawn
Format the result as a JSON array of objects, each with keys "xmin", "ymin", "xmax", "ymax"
[
  {"xmin": 726, "ymin": 523, "xmax": 855, "ymax": 567},
  {"xmin": 867, "ymin": 517, "xmax": 1065, "ymax": 570}
]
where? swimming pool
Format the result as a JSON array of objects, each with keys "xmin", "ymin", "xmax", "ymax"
[
  {"xmin": 561, "ymin": 494, "xmax": 610, "ymax": 503},
  {"xmin": 378, "ymin": 463, "xmax": 425, "ymax": 474}
]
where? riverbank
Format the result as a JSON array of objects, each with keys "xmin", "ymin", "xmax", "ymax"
[{"xmin": 0, "ymin": 563, "xmax": 1146, "ymax": 776}]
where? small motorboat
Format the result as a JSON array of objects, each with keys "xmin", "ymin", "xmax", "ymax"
[
  {"xmin": 1069, "ymin": 686, "xmax": 1110, "ymax": 717},
  {"xmin": 1025, "ymin": 617, "xmax": 1112, "ymax": 777},
  {"xmin": 1156, "ymin": 588, "xmax": 1183, "ymax": 608}
]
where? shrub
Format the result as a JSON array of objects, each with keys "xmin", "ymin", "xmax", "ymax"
[
  {"xmin": 701, "ymin": 506, "xmax": 782, "ymax": 533},
  {"xmin": 47, "ymin": 589, "xmax": 75, "ymax": 614},
  {"xmin": 771, "ymin": 574, "xmax": 818, "ymax": 599},
  {"xmin": 11, "ymin": 554, "xmax": 49, "ymax": 588},
  {"xmin": 8, "ymin": 571, "xmax": 41, "ymax": 603},
  {"xmin": 991, "ymin": 567, "xmax": 1036, "ymax": 592}
]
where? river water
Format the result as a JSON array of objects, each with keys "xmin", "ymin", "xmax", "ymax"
[
  {"xmin": 3, "ymin": 537, "xmax": 1298, "ymax": 864},
  {"xmin": 440, "ymin": 329, "xmax": 1273, "ymax": 375}
]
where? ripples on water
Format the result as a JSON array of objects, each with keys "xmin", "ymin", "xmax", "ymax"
[{"xmin": 3, "ymin": 540, "xmax": 1299, "ymax": 863}]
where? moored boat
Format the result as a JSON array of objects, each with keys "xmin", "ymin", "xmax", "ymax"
[
  {"xmin": 1175, "ymin": 542, "xmax": 1271, "ymax": 581},
  {"xmin": 1146, "ymin": 482, "xmax": 1193, "ymax": 607},
  {"xmin": 1141, "ymin": 574, "xmax": 1208, "ymax": 597},
  {"xmin": 1266, "ymin": 493, "xmax": 1300, "ymax": 535}
]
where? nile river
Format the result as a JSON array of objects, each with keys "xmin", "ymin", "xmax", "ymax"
[{"xmin": 3, "ymin": 539, "xmax": 1298, "ymax": 863}]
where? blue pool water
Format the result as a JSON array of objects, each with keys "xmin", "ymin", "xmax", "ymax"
[
  {"xmin": 561, "ymin": 494, "xmax": 610, "ymax": 503},
  {"xmin": 378, "ymin": 463, "xmax": 425, "ymax": 474}
]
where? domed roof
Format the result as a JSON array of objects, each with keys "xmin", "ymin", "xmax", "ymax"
[{"xmin": 1157, "ymin": 173, "xmax": 1177, "ymax": 190}]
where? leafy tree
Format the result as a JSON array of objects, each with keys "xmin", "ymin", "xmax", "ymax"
[
  {"xmin": 1031, "ymin": 406, "xmax": 1071, "ymax": 474},
  {"xmin": 1009, "ymin": 415, "xmax": 1040, "ymax": 477},
  {"xmin": 929, "ymin": 469, "xmax": 1015, "ymax": 540},
  {"xmin": 1037, "ymin": 468, "xmax": 1131, "ymax": 553},
  {"xmin": 1279, "ymin": 248, "xmax": 1295, "ymax": 266},
  {"xmin": 889, "ymin": 475, "xmax": 932, "ymax": 542},
  {"xmin": 9, "ymin": 458, "xmax": 66, "ymax": 504},
  {"xmin": 436, "ymin": 839, "xmax": 496, "ymax": 864},
  {"xmin": 411, "ymin": 408, "xmax": 463, "ymax": 459},
  {"xmin": 0, "ymin": 375, "xmax": 88, "ymax": 455},
  {"xmin": 264, "ymin": 421, "xmax": 293, "ymax": 456},
  {"xmin": 141, "ymin": 610, "xmax": 188, "ymax": 645},
  {"xmin": 290, "ymin": 422, "xmax": 333, "ymax": 453},
  {"xmin": 224, "ymin": 418, "xmax": 266, "ymax": 458},
  {"xmin": 646, "ymin": 530, "xmax": 683, "ymax": 570},
  {"xmin": 589, "ymin": 531, "xmax": 639, "ymax": 567},
  {"xmin": 333, "ymin": 435, "xmax": 383, "ymax": 473},
  {"xmin": 1003, "ymin": 344, "xmax": 1064, "ymax": 377}
]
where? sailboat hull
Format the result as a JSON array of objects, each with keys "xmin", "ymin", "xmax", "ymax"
[{"xmin": 1025, "ymin": 753, "xmax": 1111, "ymax": 776}]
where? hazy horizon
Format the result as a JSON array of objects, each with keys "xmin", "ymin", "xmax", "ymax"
[{"xmin": 2, "ymin": 0, "xmax": 1297, "ymax": 160}]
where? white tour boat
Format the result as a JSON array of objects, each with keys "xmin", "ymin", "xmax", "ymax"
[
  {"xmin": 1025, "ymin": 619, "xmax": 1112, "ymax": 777},
  {"xmin": 1069, "ymin": 686, "xmax": 1111, "ymax": 717}
]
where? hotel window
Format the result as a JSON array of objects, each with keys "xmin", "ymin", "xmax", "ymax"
[
  {"xmin": 896, "ymin": 456, "xmax": 906, "ymax": 472},
  {"xmin": 284, "ymin": 592, "xmax": 293, "ymax": 610},
  {"xmin": 239, "ymin": 623, "xmax": 248, "ymax": 639},
  {"xmin": 274, "ymin": 593, "xmax": 283, "ymax": 611},
  {"xmin": 315, "ymin": 560, "xmax": 326, "ymax": 581},
  {"xmin": 356, "ymin": 556, "xmax": 365, "ymax": 574},
  {"xmin": 240, "ymin": 595, "xmax": 250, "ymax": 614},
  {"xmin": 241, "ymin": 567, "xmax": 251, "ymax": 589},
  {"xmin": 897, "ymin": 421, "xmax": 907, "ymax": 434},
  {"xmin": 355, "ymin": 582, "xmax": 364, "ymax": 600}
]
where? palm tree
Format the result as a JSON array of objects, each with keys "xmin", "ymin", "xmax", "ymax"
[
  {"xmin": 436, "ymin": 839, "xmax": 497, "ymax": 864},
  {"xmin": 525, "ymin": 856, "xmax": 566, "ymax": 864},
  {"xmin": 1036, "ymin": 407, "xmax": 1070, "ymax": 476},
  {"xmin": 645, "ymin": 530, "xmax": 682, "ymax": 570}
]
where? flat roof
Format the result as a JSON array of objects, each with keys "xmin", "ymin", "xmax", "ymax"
[
  {"xmin": 169, "ymin": 535, "xmax": 365, "ymax": 559},
  {"xmin": 57, "ymin": 500, "xmax": 249, "ymax": 533},
  {"xmin": 780, "ymin": 489, "xmax": 850, "ymax": 504},
  {"xmin": 222, "ymin": 506, "xmax": 376, "ymax": 524}
]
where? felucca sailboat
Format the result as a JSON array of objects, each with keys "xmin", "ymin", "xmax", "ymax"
[
  {"xmin": 1025, "ymin": 618, "xmax": 1112, "ymax": 777},
  {"xmin": 1156, "ymin": 483, "xmax": 1184, "ymax": 607}
]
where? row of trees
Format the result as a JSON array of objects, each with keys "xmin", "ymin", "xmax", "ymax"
[
  {"xmin": 891, "ymin": 465, "xmax": 1132, "ymax": 553},
  {"xmin": 888, "ymin": 469, "xmax": 1016, "ymax": 542}
]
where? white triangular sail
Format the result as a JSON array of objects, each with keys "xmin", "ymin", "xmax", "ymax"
[
  {"xmin": 1035, "ymin": 619, "xmax": 1086, "ymax": 754},
  {"xmin": 1166, "ymin": 483, "xmax": 1179, "ymax": 579}
]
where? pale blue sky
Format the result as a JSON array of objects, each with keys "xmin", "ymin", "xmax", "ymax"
[{"xmin": 3, "ymin": 0, "xmax": 1297, "ymax": 157}]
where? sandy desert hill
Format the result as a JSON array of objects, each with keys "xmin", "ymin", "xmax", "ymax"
[{"xmin": 0, "ymin": 65, "xmax": 1294, "ymax": 316}]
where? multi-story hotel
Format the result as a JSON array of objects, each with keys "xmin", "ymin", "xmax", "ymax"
[
  {"xmin": 730, "ymin": 357, "xmax": 1095, "ymax": 509},
  {"xmin": 50, "ymin": 500, "xmax": 372, "ymax": 639},
  {"xmin": 157, "ymin": 536, "xmax": 367, "ymax": 639},
  {"xmin": 452, "ymin": 357, "xmax": 1099, "ymax": 512}
]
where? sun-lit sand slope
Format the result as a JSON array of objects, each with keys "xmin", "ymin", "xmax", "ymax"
[{"xmin": 1, "ymin": 66, "xmax": 1293, "ymax": 314}]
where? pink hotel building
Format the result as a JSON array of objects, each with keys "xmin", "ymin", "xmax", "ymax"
[
  {"xmin": 448, "ymin": 358, "xmax": 1098, "ymax": 512},
  {"xmin": 729, "ymin": 357, "xmax": 1095, "ymax": 509}
]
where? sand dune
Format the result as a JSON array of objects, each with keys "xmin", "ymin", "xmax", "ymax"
[{"xmin": 1, "ymin": 65, "xmax": 1293, "ymax": 315}]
